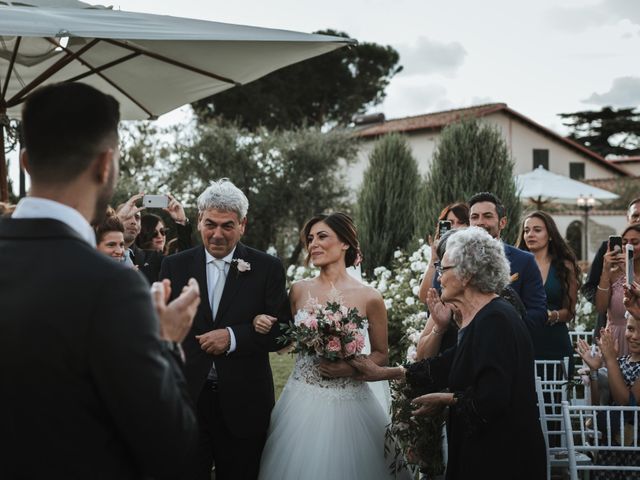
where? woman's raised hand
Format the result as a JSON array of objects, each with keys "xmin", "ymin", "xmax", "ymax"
[{"xmin": 575, "ymin": 337, "xmax": 602, "ymax": 371}]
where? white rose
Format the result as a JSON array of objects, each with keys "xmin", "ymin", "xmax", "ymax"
[
  {"xmin": 412, "ymin": 286, "xmax": 420, "ymax": 296},
  {"xmin": 384, "ymin": 299, "xmax": 393, "ymax": 310},
  {"xmin": 394, "ymin": 250, "xmax": 402, "ymax": 259},
  {"xmin": 405, "ymin": 297, "xmax": 415, "ymax": 306}
]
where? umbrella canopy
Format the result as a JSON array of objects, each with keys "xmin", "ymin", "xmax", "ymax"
[
  {"xmin": 515, "ymin": 165, "xmax": 619, "ymax": 208},
  {"xmin": 0, "ymin": 1, "xmax": 355, "ymax": 200}
]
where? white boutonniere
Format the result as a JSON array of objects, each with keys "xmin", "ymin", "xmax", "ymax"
[{"xmin": 233, "ymin": 258, "xmax": 251, "ymax": 273}]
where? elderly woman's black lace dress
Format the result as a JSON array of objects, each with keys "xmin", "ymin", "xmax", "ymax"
[{"xmin": 406, "ymin": 297, "xmax": 546, "ymax": 480}]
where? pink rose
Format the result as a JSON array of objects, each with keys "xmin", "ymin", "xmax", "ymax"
[
  {"xmin": 303, "ymin": 314, "xmax": 318, "ymax": 329},
  {"xmin": 344, "ymin": 340, "xmax": 357, "ymax": 356},
  {"xmin": 344, "ymin": 321, "xmax": 357, "ymax": 332},
  {"xmin": 326, "ymin": 336, "xmax": 341, "ymax": 352},
  {"xmin": 353, "ymin": 333, "xmax": 365, "ymax": 352}
]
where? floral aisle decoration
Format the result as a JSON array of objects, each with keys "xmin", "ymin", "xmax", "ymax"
[{"xmin": 385, "ymin": 380, "xmax": 446, "ymax": 478}]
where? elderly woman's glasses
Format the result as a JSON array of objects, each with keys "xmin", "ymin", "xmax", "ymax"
[{"xmin": 434, "ymin": 261, "xmax": 456, "ymax": 278}]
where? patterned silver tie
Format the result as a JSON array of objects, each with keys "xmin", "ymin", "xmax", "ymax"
[{"xmin": 211, "ymin": 259, "xmax": 227, "ymax": 319}]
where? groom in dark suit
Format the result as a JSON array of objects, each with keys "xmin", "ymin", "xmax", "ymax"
[
  {"xmin": 160, "ymin": 179, "xmax": 292, "ymax": 480},
  {"xmin": 0, "ymin": 82, "xmax": 199, "ymax": 479}
]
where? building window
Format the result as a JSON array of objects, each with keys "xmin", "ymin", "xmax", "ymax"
[
  {"xmin": 570, "ymin": 162, "xmax": 585, "ymax": 180},
  {"xmin": 533, "ymin": 149, "xmax": 549, "ymax": 170}
]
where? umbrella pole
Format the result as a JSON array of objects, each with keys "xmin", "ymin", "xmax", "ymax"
[{"xmin": 0, "ymin": 112, "xmax": 8, "ymax": 203}]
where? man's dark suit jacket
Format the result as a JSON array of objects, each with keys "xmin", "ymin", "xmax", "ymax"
[
  {"xmin": 0, "ymin": 218, "xmax": 197, "ymax": 479},
  {"xmin": 504, "ymin": 244, "xmax": 547, "ymax": 332},
  {"xmin": 160, "ymin": 243, "xmax": 292, "ymax": 438}
]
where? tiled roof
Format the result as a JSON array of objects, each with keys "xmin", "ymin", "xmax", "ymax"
[
  {"xmin": 353, "ymin": 103, "xmax": 507, "ymax": 137},
  {"xmin": 353, "ymin": 103, "xmax": 629, "ymax": 177},
  {"xmin": 610, "ymin": 156, "xmax": 640, "ymax": 163}
]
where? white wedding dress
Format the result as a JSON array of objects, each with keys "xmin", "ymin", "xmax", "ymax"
[{"xmin": 258, "ymin": 310, "xmax": 408, "ymax": 480}]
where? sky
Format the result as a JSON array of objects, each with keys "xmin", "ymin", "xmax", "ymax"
[{"xmin": 7, "ymin": 0, "xmax": 640, "ymax": 190}]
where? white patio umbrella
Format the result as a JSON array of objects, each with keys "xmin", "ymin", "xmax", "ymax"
[
  {"xmin": 515, "ymin": 165, "xmax": 619, "ymax": 209},
  {"xmin": 0, "ymin": 0, "xmax": 356, "ymax": 200}
]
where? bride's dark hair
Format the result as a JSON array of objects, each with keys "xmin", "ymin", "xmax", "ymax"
[{"xmin": 301, "ymin": 212, "xmax": 362, "ymax": 268}]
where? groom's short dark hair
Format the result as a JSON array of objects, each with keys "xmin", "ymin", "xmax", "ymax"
[{"xmin": 22, "ymin": 82, "xmax": 120, "ymax": 183}]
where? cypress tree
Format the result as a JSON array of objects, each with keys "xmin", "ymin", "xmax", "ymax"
[
  {"xmin": 418, "ymin": 119, "xmax": 521, "ymax": 243},
  {"xmin": 356, "ymin": 133, "xmax": 421, "ymax": 275}
]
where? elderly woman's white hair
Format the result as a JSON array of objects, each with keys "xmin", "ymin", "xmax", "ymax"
[
  {"xmin": 197, "ymin": 178, "xmax": 249, "ymax": 219},
  {"xmin": 445, "ymin": 226, "xmax": 510, "ymax": 294}
]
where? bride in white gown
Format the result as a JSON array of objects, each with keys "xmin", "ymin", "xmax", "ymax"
[{"xmin": 254, "ymin": 212, "xmax": 407, "ymax": 480}]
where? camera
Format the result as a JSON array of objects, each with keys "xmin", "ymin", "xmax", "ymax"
[
  {"xmin": 143, "ymin": 194, "xmax": 169, "ymax": 209},
  {"xmin": 608, "ymin": 235, "xmax": 623, "ymax": 253},
  {"xmin": 438, "ymin": 220, "xmax": 452, "ymax": 236}
]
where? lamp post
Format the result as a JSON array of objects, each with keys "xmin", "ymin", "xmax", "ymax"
[{"xmin": 577, "ymin": 195, "xmax": 596, "ymax": 261}]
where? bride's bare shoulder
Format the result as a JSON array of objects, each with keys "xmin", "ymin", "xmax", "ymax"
[{"xmin": 290, "ymin": 278, "xmax": 318, "ymax": 305}]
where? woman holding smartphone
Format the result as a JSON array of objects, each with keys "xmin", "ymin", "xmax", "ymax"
[{"xmin": 596, "ymin": 224, "xmax": 640, "ymax": 357}]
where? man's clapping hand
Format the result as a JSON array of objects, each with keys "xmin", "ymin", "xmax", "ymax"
[{"xmin": 151, "ymin": 278, "xmax": 200, "ymax": 343}]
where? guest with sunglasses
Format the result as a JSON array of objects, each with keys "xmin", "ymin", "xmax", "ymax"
[{"xmin": 130, "ymin": 194, "xmax": 193, "ymax": 284}]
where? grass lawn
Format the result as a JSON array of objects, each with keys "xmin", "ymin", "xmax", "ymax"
[{"xmin": 270, "ymin": 351, "xmax": 295, "ymax": 399}]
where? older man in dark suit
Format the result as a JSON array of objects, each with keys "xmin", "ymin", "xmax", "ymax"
[
  {"xmin": 160, "ymin": 179, "xmax": 292, "ymax": 480},
  {"xmin": 0, "ymin": 82, "xmax": 199, "ymax": 479}
]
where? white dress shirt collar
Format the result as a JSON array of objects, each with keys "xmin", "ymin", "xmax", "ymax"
[
  {"xmin": 12, "ymin": 197, "xmax": 96, "ymax": 247},
  {"xmin": 204, "ymin": 246, "xmax": 236, "ymax": 267}
]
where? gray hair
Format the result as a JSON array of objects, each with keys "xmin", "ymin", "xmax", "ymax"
[
  {"xmin": 445, "ymin": 226, "xmax": 510, "ymax": 294},
  {"xmin": 197, "ymin": 178, "xmax": 249, "ymax": 219}
]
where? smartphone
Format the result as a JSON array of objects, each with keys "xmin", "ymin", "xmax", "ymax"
[
  {"xmin": 609, "ymin": 235, "xmax": 623, "ymax": 253},
  {"xmin": 438, "ymin": 220, "xmax": 452, "ymax": 236},
  {"xmin": 626, "ymin": 243, "xmax": 634, "ymax": 286},
  {"xmin": 143, "ymin": 194, "xmax": 169, "ymax": 208}
]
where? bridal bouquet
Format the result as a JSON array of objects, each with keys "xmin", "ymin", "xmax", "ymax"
[{"xmin": 278, "ymin": 288, "xmax": 368, "ymax": 361}]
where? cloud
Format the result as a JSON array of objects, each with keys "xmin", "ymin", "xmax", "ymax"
[
  {"xmin": 395, "ymin": 36, "xmax": 466, "ymax": 77},
  {"xmin": 582, "ymin": 76, "xmax": 640, "ymax": 107},
  {"xmin": 380, "ymin": 80, "xmax": 450, "ymax": 118},
  {"xmin": 546, "ymin": 0, "xmax": 640, "ymax": 32}
]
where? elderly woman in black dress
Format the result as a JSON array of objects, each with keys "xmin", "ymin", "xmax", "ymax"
[{"xmin": 351, "ymin": 227, "xmax": 546, "ymax": 480}]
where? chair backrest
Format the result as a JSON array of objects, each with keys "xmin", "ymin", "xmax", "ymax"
[
  {"xmin": 562, "ymin": 401, "xmax": 640, "ymax": 480},
  {"xmin": 535, "ymin": 377, "xmax": 552, "ymax": 480},
  {"xmin": 535, "ymin": 358, "xmax": 569, "ymax": 382},
  {"xmin": 536, "ymin": 376, "xmax": 569, "ymax": 447}
]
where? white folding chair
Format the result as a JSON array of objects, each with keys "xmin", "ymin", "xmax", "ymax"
[
  {"xmin": 536, "ymin": 378, "xmax": 592, "ymax": 480},
  {"xmin": 535, "ymin": 358, "xmax": 570, "ymax": 383},
  {"xmin": 562, "ymin": 401, "xmax": 640, "ymax": 480}
]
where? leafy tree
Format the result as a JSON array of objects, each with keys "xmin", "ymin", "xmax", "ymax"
[
  {"xmin": 112, "ymin": 122, "xmax": 170, "ymax": 208},
  {"xmin": 559, "ymin": 106, "xmax": 640, "ymax": 157},
  {"xmin": 192, "ymin": 30, "xmax": 402, "ymax": 130},
  {"xmin": 356, "ymin": 133, "xmax": 421, "ymax": 275},
  {"xmin": 159, "ymin": 122, "xmax": 357, "ymax": 264},
  {"xmin": 419, "ymin": 120, "xmax": 521, "ymax": 244}
]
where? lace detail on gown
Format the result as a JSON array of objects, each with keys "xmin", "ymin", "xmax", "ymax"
[{"xmin": 287, "ymin": 310, "xmax": 372, "ymax": 400}]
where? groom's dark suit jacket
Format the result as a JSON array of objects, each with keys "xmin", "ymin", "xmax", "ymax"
[
  {"xmin": 160, "ymin": 243, "xmax": 292, "ymax": 438},
  {"xmin": 0, "ymin": 218, "xmax": 197, "ymax": 479}
]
